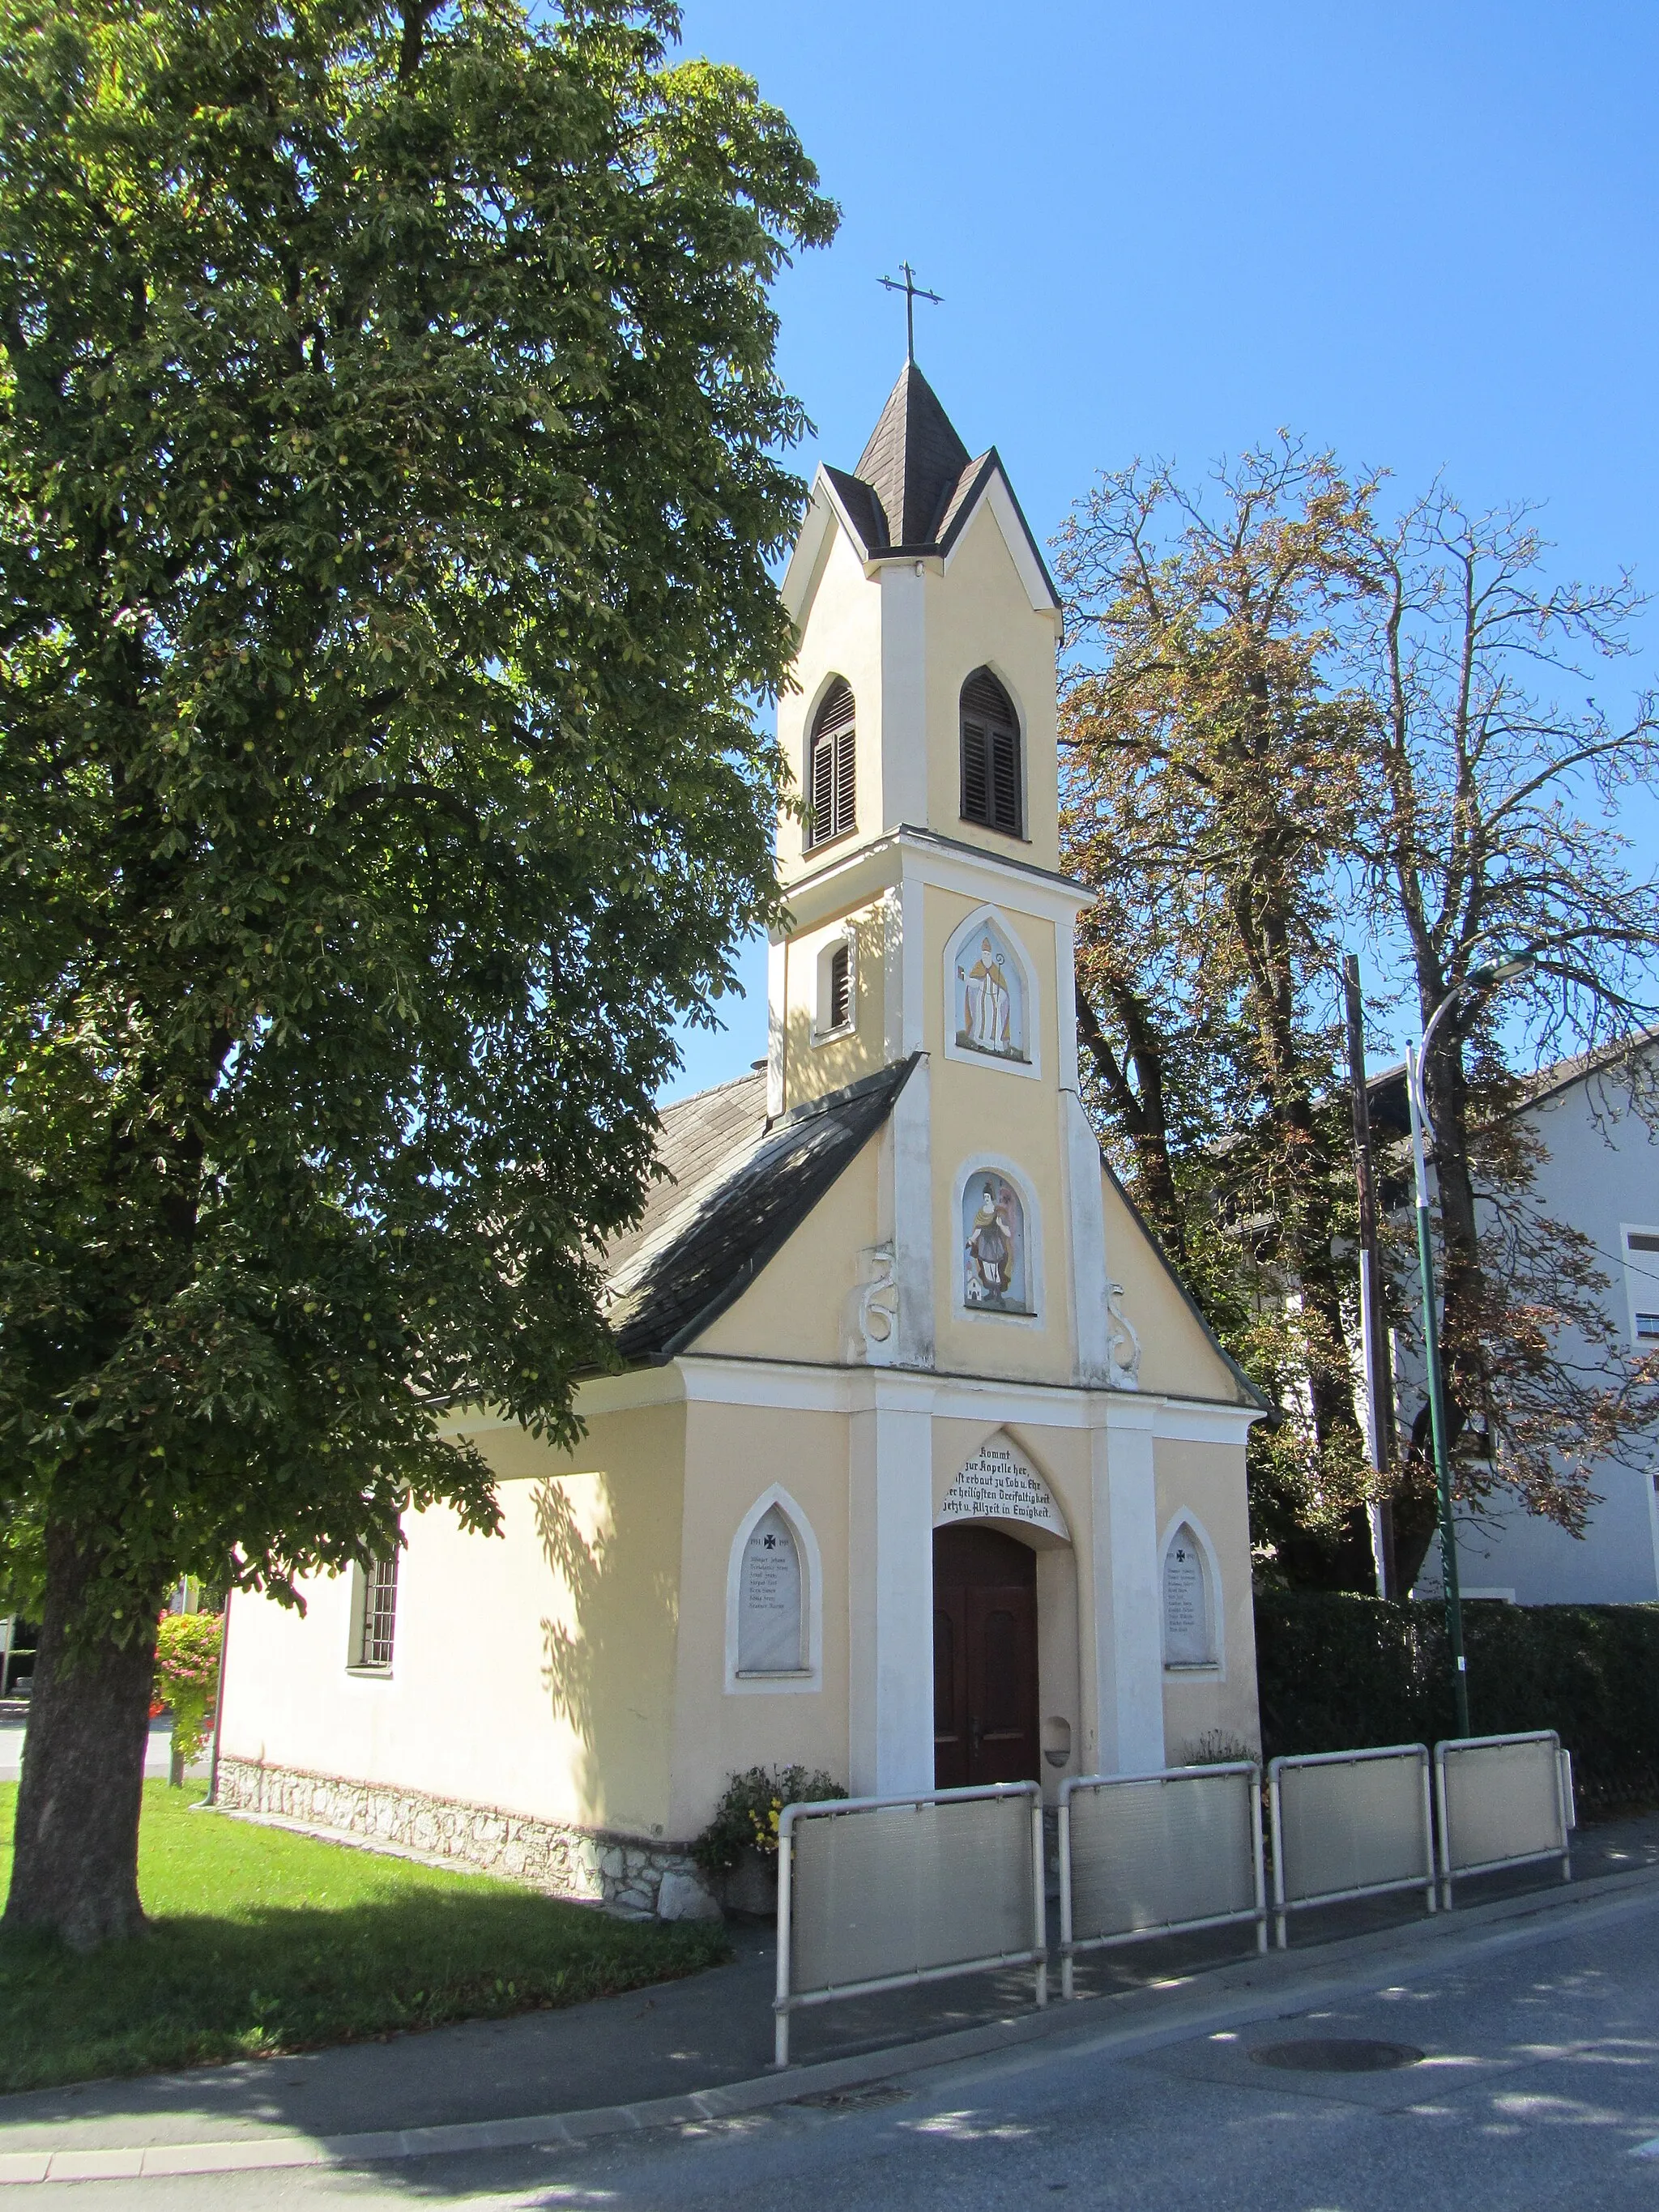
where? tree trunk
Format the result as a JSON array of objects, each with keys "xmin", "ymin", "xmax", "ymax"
[{"xmin": 3, "ymin": 1524, "xmax": 156, "ymax": 1950}]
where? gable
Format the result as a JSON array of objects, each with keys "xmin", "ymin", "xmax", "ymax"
[
  {"xmin": 603, "ymin": 1059, "xmax": 918, "ymax": 1364},
  {"xmin": 1101, "ymin": 1164, "xmax": 1268, "ymax": 1409}
]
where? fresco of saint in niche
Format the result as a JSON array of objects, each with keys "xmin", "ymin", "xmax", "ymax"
[
  {"xmin": 954, "ymin": 925, "xmax": 1026, "ymax": 1061},
  {"xmin": 962, "ymin": 1174, "xmax": 1031, "ymax": 1314}
]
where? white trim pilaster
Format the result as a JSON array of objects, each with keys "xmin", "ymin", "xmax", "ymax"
[
  {"xmin": 878, "ymin": 563, "xmax": 928, "ymax": 831},
  {"xmin": 766, "ymin": 934, "xmax": 787, "ymax": 1119},
  {"xmin": 1064, "ymin": 1089, "xmax": 1113, "ymax": 1387},
  {"xmin": 890, "ymin": 1051, "xmax": 934, "ymax": 1371},
  {"xmin": 1090, "ymin": 1398, "xmax": 1166, "ymax": 1774},
  {"xmin": 848, "ymin": 1385, "xmax": 935, "ymax": 1796}
]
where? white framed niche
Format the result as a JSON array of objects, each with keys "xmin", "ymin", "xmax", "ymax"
[
  {"xmin": 942, "ymin": 905, "xmax": 1042, "ymax": 1080},
  {"xmin": 724, "ymin": 1484, "xmax": 824, "ymax": 1695},
  {"xmin": 1158, "ymin": 1512, "xmax": 1225, "ymax": 1679},
  {"xmin": 952, "ymin": 1153, "xmax": 1045, "ymax": 1329}
]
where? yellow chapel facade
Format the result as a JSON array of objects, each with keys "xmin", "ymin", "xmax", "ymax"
[{"xmin": 216, "ymin": 365, "xmax": 1268, "ymax": 1915}]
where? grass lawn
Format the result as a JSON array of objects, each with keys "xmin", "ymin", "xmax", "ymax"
[{"xmin": 0, "ymin": 1781, "xmax": 729, "ymax": 2095}]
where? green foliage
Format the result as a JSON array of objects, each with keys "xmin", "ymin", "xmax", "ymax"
[
  {"xmin": 689, "ymin": 1764, "xmax": 846, "ymax": 1873},
  {"xmin": 1255, "ymin": 1592, "xmax": 1659, "ymax": 1811},
  {"xmin": 0, "ymin": 0, "xmax": 836, "ymax": 1642},
  {"xmin": 151, "ymin": 1610, "xmax": 222, "ymax": 1771},
  {"xmin": 0, "ymin": 1780, "xmax": 727, "ymax": 2090}
]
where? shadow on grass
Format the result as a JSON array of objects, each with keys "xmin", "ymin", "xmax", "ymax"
[{"xmin": 0, "ymin": 1886, "xmax": 729, "ymax": 2097}]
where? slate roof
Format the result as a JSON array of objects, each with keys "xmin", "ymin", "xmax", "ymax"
[
  {"xmin": 854, "ymin": 361, "xmax": 971, "ymax": 548},
  {"xmin": 821, "ymin": 363, "xmax": 1061, "ymax": 607},
  {"xmin": 603, "ymin": 1058, "xmax": 919, "ymax": 1365}
]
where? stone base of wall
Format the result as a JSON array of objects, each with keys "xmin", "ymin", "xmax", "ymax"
[{"xmin": 215, "ymin": 1759, "xmax": 719, "ymax": 1920}]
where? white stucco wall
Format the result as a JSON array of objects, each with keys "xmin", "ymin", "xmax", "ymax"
[{"xmin": 1412, "ymin": 1067, "xmax": 1659, "ymax": 1605}]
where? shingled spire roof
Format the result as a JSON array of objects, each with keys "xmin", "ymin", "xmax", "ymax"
[
  {"xmin": 809, "ymin": 362, "xmax": 1061, "ymax": 607},
  {"xmin": 851, "ymin": 361, "xmax": 972, "ymax": 550}
]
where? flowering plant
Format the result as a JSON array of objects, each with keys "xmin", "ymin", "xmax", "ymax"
[
  {"xmin": 690, "ymin": 1764, "xmax": 845, "ymax": 1873},
  {"xmin": 152, "ymin": 1611, "xmax": 224, "ymax": 1780}
]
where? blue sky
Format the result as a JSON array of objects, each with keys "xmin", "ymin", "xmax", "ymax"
[{"xmin": 661, "ymin": 2, "xmax": 1659, "ymax": 1100}]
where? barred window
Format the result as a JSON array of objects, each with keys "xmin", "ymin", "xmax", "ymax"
[
  {"xmin": 807, "ymin": 680, "xmax": 856, "ymax": 848},
  {"xmin": 356, "ymin": 1554, "xmax": 399, "ymax": 1670},
  {"xmin": 959, "ymin": 667, "xmax": 1022, "ymax": 837}
]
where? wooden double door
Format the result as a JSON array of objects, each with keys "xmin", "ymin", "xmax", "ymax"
[{"xmin": 932, "ymin": 1524, "xmax": 1040, "ymax": 1789}]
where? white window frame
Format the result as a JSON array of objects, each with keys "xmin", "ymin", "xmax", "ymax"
[
  {"xmin": 942, "ymin": 905, "xmax": 1042, "ymax": 1080},
  {"xmin": 1620, "ymin": 1222, "xmax": 1659, "ymax": 1349},
  {"xmin": 952, "ymin": 1153, "xmax": 1044, "ymax": 1328},
  {"xmin": 812, "ymin": 926, "xmax": 858, "ymax": 1046},
  {"xmin": 346, "ymin": 1551, "xmax": 400, "ymax": 1677},
  {"xmin": 724, "ymin": 1485, "xmax": 823, "ymax": 1696},
  {"xmin": 1158, "ymin": 1512, "xmax": 1226, "ymax": 1679}
]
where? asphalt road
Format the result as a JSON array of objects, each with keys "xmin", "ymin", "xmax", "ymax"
[{"xmin": 32, "ymin": 1877, "xmax": 1659, "ymax": 2210}]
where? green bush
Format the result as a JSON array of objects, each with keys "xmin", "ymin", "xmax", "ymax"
[
  {"xmin": 690, "ymin": 1765, "xmax": 846, "ymax": 1873},
  {"xmin": 1254, "ymin": 1592, "xmax": 1659, "ymax": 1813}
]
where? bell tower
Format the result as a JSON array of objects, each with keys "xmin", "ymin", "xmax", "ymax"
[{"xmin": 768, "ymin": 361, "xmax": 1113, "ymax": 1386}]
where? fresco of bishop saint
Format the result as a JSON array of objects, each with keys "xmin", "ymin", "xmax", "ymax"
[{"xmin": 958, "ymin": 936, "xmax": 1016, "ymax": 1056}]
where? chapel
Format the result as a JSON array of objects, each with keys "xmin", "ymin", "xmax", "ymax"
[{"xmin": 215, "ymin": 362, "xmax": 1269, "ymax": 1914}]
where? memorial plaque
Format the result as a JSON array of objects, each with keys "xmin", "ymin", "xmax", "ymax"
[
  {"xmin": 939, "ymin": 1438, "xmax": 1067, "ymax": 1536},
  {"xmin": 1162, "ymin": 1527, "xmax": 1212, "ymax": 1665},
  {"xmin": 737, "ymin": 1505, "xmax": 804, "ymax": 1674}
]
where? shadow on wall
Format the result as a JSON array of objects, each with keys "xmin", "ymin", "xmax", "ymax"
[{"xmin": 532, "ymin": 1475, "xmax": 680, "ymax": 1838}]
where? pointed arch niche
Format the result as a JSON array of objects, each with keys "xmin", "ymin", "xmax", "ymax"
[
  {"xmin": 943, "ymin": 906, "xmax": 1042, "ymax": 1080},
  {"xmin": 953, "ymin": 1155, "xmax": 1043, "ymax": 1324},
  {"xmin": 725, "ymin": 1485, "xmax": 823, "ymax": 1696},
  {"xmin": 1159, "ymin": 1514, "xmax": 1225, "ymax": 1677}
]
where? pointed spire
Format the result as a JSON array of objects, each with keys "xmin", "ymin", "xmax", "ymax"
[{"xmin": 853, "ymin": 361, "xmax": 971, "ymax": 551}]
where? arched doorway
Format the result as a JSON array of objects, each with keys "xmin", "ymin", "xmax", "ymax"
[{"xmin": 932, "ymin": 1524, "xmax": 1039, "ymax": 1788}]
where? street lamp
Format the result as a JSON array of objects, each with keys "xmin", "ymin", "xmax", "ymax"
[{"xmin": 1405, "ymin": 953, "xmax": 1535, "ymax": 1739}]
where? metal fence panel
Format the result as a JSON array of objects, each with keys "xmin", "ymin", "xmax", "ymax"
[
  {"xmin": 1270, "ymin": 1745, "xmax": 1434, "ymax": 1921},
  {"xmin": 774, "ymin": 1783, "xmax": 1044, "ymax": 2065},
  {"xmin": 1435, "ymin": 1731, "xmax": 1570, "ymax": 1899},
  {"xmin": 1065, "ymin": 1767, "xmax": 1260, "ymax": 1941}
]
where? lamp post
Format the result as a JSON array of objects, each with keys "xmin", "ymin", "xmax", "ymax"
[{"xmin": 1405, "ymin": 953, "xmax": 1534, "ymax": 1740}]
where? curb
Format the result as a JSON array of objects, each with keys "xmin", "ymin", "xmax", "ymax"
[{"xmin": 4, "ymin": 1859, "xmax": 1659, "ymax": 2186}]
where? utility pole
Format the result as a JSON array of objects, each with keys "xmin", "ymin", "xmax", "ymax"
[
  {"xmin": 1405, "ymin": 1038, "xmax": 1470, "ymax": 1737},
  {"xmin": 1342, "ymin": 955, "xmax": 1397, "ymax": 1597}
]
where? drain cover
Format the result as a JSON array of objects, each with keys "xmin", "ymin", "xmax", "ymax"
[
  {"xmin": 1250, "ymin": 2038, "xmax": 1424, "ymax": 2073},
  {"xmin": 791, "ymin": 2083, "xmax": 910, "ymax": 2111}
]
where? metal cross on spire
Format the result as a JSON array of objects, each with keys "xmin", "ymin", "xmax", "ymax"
[{"xmin": 877, "ymin": 260, "xmax": 943, "ymax": 363}]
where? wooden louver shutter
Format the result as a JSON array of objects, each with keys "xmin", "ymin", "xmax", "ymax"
[
  {"xmin": 960, "ymin": 721, "xmax": 989, "ymax": 822},
  {"xmin": 809, "ymin": 679, "xmax": 855, "ymax": 846},
  {"xmin": 990, "ymin": 726, "xmax": 1021, "ymax": 834},
  {"xmin": 829, "ymin": 942, "xmax": 851, "ymax": 1029},
  {"xmin": 959, "ymin": 668, "xmax": 1021, "ymax": 837}
]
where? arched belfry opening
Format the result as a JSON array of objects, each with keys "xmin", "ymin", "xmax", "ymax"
[
  {"xmin": 959, "ymin": 667, "xmax": 1022, "ymax": 839},
  {"xmin": 806, "ymin": 678, "xmax": 855, "ymax": 850}
]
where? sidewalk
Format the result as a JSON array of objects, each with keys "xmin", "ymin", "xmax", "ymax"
[
  {"xmin": 0, "ymin": 1719, "xmax": 207, "ymax": 1786},
  {"xmin": 1, "ymin": 1805, "xmax": 1655, "ymax": 2184}
]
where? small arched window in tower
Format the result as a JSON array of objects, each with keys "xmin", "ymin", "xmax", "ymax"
[
  {"xmin": 808, "ymin": 679, "xmax": 856, "ymax": 849},
  {"xmin": 959, "ymin": 668, "xmax": 1022, "ymax": 838},
  {"xmin": 814, "ymin": 931, "xmax": 855, "ymax": 1039},
  {"xmin": 828, "ymin": 941, "xmax": 851, "ymax": 1029}
]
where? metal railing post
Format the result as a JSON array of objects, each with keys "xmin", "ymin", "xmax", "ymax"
[
  {"xmin": 1249, "ymin": 1764, "xmax": 1268, "ymax": 1954},
  {"xmin": 773, "ymin": 1813, "xmax": 794, "ymax": 2069},
  {"xmin": 1031, "ymin": 1797, "xmax": 1048, "ymax": 2008},
  {"xmin": 1434, "ymin": 1743, "xmax": 1453, "ymax": 1911},
  {"xmin": 1269, "ymin": 1759, "xmax": 1288, "ymax": 1948},
  {"xmin": 1057, "ymin": 1784, "xmax": 1076, "ymax": 2000}
]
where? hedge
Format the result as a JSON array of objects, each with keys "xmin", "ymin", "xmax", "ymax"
[{"xmin": 1253, "ymin": 1592, "xmax": 1659, "ymax": 1814}]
